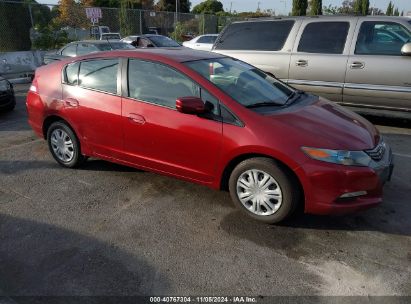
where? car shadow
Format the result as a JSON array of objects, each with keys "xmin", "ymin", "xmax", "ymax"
[{"xmin": 0, "ymin": 214, "xmax": 169, "ymax": 296}]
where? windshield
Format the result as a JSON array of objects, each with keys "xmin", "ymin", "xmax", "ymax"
[
  {"xmin": 102, "ymin": 34, "xmax": 121, "ymax": 40},
  {"xmin": 97, "ymin": 43, "xmax": 135, "ymax": 51},
  {"xmin": 149, "ymin": 36, "xmax": 180, "ymax": 47},
  {"xmin": 185, "ymin": 58, "xmax": 294, "ymax": 107}
]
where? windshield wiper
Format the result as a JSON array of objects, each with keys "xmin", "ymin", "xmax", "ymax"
[
  {"xmin": 285, "ymin": 90, "xmax": 305, "ymax": 105},
  {"xmin": 245, "ymin": 102, "xmax": 283, "ymax": 109}
]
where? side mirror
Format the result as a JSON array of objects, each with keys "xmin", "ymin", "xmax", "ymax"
[
  {"xmin": 176, "ymin": 97, "xmax": 205, "ymax": 114},
  {"xmin": 401, "ymin": 43, "xmax": 411, "ymax": 56}
]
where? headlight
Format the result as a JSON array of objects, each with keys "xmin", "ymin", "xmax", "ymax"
[
  {"xmin": 302, "ymin": 147, "xmax": 371, "ymax": 167},
  {"xmin": 0, "ymin": 80, "xmax": 10, "ymax": 91}
]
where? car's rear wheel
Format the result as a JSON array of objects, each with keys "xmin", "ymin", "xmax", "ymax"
[
  {"xmin": 228, "ymin": 157, "xmax": 300, "ymax": 224},
  {"xmin": 47, "ymin": 121, "xmax": 86, "ymax": 168}
]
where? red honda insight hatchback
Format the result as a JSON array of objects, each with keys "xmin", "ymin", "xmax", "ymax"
[{"xmin": 27, "ymin": 48, "xmax": 394, "ymax": 223}]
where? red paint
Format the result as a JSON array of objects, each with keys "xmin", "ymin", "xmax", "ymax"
[{"xmin": 27, "ymin": 49, "xmax": 387, "ymax": 215}]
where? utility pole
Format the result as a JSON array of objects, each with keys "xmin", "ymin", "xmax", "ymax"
[
  {"xmin": 175, "ymin": 0, "xmax": 178, "ymax": 25},
  {"xmin": 257, "ymin": 2, "xmax": 261, "ymax": 11},
  {"xmin": 280, "ymin": 0, "xmax": 287, "ymax": 16},
  {"xmin": 229, "ymin": 1, "xmax": 233, "ymax": 14}
]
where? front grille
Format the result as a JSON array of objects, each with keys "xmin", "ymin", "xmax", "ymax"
[{"xmin": 365, "ymin": 140, "xmax": 386, "ymax": 161}]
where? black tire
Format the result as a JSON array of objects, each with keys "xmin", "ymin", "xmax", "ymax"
[
  {"xmin": 2, "ymin": 98, "xmax": 15, "ymax": 112},
  {"xmin": 228, "ymin": 157, "xmax": 301, "ymax": 224},
  {"xmin": 46, "ymin": 121, "xmax": 86, "ymax": 168}
]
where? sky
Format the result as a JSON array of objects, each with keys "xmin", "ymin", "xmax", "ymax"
[{"xmin": 41, "ymin": 1, "xmax": 411, "ymax": 15}]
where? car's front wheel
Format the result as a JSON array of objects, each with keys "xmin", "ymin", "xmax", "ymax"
[
  {"xmin": 47, "ymin": 121, "xmax": 86, "ymax": 168},
  {"xmin": 228, "ymin": 157, "xmax": 300, "ymax": 224}
]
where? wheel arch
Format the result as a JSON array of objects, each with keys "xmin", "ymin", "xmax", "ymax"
[{"xmin": 219, "ymin": 153, "xmax": 305, "ymax": 211}]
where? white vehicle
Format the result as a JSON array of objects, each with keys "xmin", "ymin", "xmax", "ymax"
[
  {"xmin": 182, "ymin": 34, "xmax": 219, "ymax": 51},
  {"xmin": 90, "ymin": 25, "xmax": 110, "ymax": 40}
]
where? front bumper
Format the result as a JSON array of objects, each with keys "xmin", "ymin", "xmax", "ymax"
[{"xmin": 296, "ymin": 143, "xmax": 394, "ymax": 215}]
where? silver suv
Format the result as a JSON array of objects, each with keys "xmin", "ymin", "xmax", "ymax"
[{"xmin": 213, "ymin": 16, "xmax": 411, "ymax": 118}]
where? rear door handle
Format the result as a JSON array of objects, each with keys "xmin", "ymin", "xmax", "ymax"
[
  {"xmin": 296, "ymin": 59, "xmax": 308, "ymax": 67},
  {"xmin": 350, "ymin": 62, "xmax": 365, "ymax": 69},
  {"xmin": 127, "ymin": 113, "xmax": 145, "ymax": 125},
  {"xmin": 64, "ymin": 98, "xmax": 79, "ymax": 107}
]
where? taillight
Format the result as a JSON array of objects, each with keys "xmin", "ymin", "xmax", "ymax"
[{"xmin": 29, "ymin": 78, "xmax": 38, "ymax": 93}]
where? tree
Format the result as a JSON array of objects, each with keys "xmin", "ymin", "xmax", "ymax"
[
  {"xmin": 292, "ymin": 0, "xmax": 307, "ymax": 16},
  {"xmin": 353, "ymin": 0, "xmax": 362, "ymax": 14},
  {"xmin": 156, "ymin": 0, "xmax": 191, "ymax": 13},
  {"xmin": 394, "ymin": 7, "xmax": 400, "ymax": 16},
  {"xmin": 192, "ymin": 0, "xmax": 223, "ymax": 14},
  {"xmin": 386, "ymin": 1, "xmax": 393, "ymax": 16},
  {"xmin": 361, "ymin": 0, "xmax": 369, "ymax": 15},
  {"xmin": 309, "ymin": 0, "xmax": 322, "ymax": 15}
]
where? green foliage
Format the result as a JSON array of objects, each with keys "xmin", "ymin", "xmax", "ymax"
[
  {"xmin": 386, "ymin": 1, "xmax": 393, "ymax": 16},
  {"xmin": 156, "ymin": 0, "xmax": 191, "ymax": 13},
  {"xmin": 192, "ymin": 0, "xmax": 223, "ymax": 14},
  {"xmin": 292, "ymin": 0, "xmax": 308, "ymax": 16},
  {"xmin": 394, "ymin": 7, "xmax": 400, "ymax": 16},
  {"xmin": 353, "ymin": 0, "xmax": 362, "ymax": 14},
  {"xmin": 309, "ymin": 0, "xmax": 322, "ymax": 15},
  {"xmin": 32, "ymin": 27, "xmax": 71, "ymax": 50},
  {"xmin": 361, "ymin": 0, "xmax": 369, "ymax": 15}
]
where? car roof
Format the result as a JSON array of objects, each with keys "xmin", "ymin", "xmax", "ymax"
[
  {"xmin": 233, "ymin": 15, "xmax": 411, "ymax": 23},
  {"xmin": 78, "ymin": 48, "xmax": 225, "ymax": 63}
]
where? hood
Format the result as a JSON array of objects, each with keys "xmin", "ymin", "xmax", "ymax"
[{"xmin": 266, "ymin": 98, "xmax": 379, "ymax": 151}]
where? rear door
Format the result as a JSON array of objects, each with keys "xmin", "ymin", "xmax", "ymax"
[
  {"xmin": 213, "ymin": 20, "xmax": 298, "ymax": 80},
  {"xmin": 343, "ymin": 18, "xmax": 411, "ymax": 112},
  {"xmin": 62, "ymin": 58, "xmax": 123, "ymax": 159},
  {"xmin": 288, "ymin": 18, "xmax": 357, "ymax": 102}
]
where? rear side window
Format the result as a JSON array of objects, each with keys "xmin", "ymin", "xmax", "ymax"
[
  {"xmin": 64, "ymin": 62, "xmax": 80, "ymax": 85},
  {"xmin": 78, "ymin": 59, "xmax": 118, "ymax": 94},
  {"xmin": 77, "ymin": 43, "xmax": 99, "ymax": 56},
  {"xmin": 298, "ymin": 22, "xmax": 350, "ymax": 54},
  {"xmin": 214, "ymin": 20, "xmax": 295, "ymax": 51}
]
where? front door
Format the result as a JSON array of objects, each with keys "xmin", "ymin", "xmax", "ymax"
[
  {"xmin": 121, "ymin": 59, "xmax": 222, "ymax": 183},
  {"xmin": 343, "ymin": 19, "xmax": 411, "ymax": 112}
]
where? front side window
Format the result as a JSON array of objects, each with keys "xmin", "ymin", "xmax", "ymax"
[
  {"xmin": 78, "ymin": 59, "xmax": 118, "ymax": 94},
  {"xmin": 355, "ymin": 22, "xmax": 411, "ymax": 55},
  {"xmin": 298, "ymin": 22, "xmax": 349, "ymax": 54},
  {"xmin": 61, "ymin": 44, "xmax": 77, "ymax": 57},
  {"xmin": 214, "ymin": 20, "xmax": 295, "ymax": 51},
  {"xmin": 128, "ymin": 59, "xmax": 218, "ymax": 114},
  {"xmin": 185, "ymin": 58, "xmax": 293, "ymax": 108}
]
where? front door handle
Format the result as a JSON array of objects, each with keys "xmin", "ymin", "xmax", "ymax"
[
  {"xmin": 64, "ymin": 98, "xmax": 79, "ymax": 107},
  {"xmin": 127, "ymin": 113, "xmax": 145, "ymax": 125},
  {"xmin": 350, "ymin": 62, "xmax": 365, "ymax": 69},
  {"xmin": 296, "ymin": 59, "xmax": 308, "ymax": 67}
]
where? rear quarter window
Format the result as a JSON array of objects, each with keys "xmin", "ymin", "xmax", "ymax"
[{"xmin": 214, "ymin": 20, "xmax": 295, "ymax": 51}]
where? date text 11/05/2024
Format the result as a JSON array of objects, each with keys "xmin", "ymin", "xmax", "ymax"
[{"xmin": 150, "ymin": 297, "xmax": 258, "ymax": 303}]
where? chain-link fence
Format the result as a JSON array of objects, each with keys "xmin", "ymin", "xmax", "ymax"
[{"xmin": 0, "ymin": 0, "xmax": 243, "ymax": 52}]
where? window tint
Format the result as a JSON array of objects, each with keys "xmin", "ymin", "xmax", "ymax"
[
  {"xmin": 198, "ymin": 36, "xmax": 216, "ymax": 43},
  {"xmin": 128, "ymin": 59, "xmax": 218, "ymax": 114},
  {"xmin": 298, "ymin": 22, "xmax": 349, "ymax": 54},
  {"xmin": 355, "ymin": 22, "xmax": 411, "ymax": 55},
  {"xmin": 64, "ymin": 62, "xmax": 80, "ymax": 85},
  {"xmin": 77, "ymin": 43, "xmax": 99, "ymax": 56},
  {"xmin": 79, "ymin": 59, "xmax": 118, "ymax": 94},
  {"xmin": 214, "ymin": 21, "xmax": 294, "ymax": 51},
  {"xmin": 61, "ymin": 44, "xmax": 77, "ymax": 57}
]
